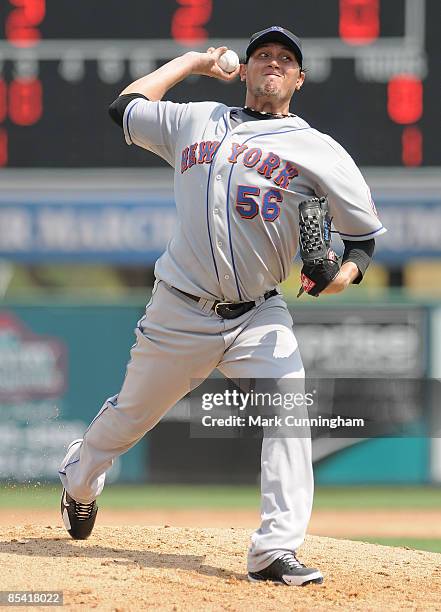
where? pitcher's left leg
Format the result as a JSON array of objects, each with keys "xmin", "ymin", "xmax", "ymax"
[{"xmin": 218, "ymin": 296, "xmax": 320, "ymax": 584}]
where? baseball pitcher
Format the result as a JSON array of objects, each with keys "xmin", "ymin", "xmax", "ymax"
[{"xmin": 59, "ymin": 26, "xmax": 386, "ymax": 586}]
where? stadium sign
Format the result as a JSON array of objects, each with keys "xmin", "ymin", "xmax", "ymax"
[
  {"xmin": 0, "ymin": 195, "xmax": 440, "ymax": 264},
  {"xmin": 0, "ymin": 313, "xmax": 66, "ymax": 400}
]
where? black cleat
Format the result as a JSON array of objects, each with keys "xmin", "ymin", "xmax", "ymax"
[
  {"xmin": 61, "ymin": 488, "xmax": 98, "ymax": 540},
  {"xmin": 248, "ymin": 552, "xmax": 323, "ymax": 586}
]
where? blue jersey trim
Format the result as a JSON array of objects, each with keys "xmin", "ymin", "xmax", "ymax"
[
  {"xmin": 338, "ymin": 226, "xmax": 385, "ymax": 238},
  {"xmin": 84, "ymin": 400, "xmax": 114, "ymax": 435},
  {"xmin": 225, "ymin": 127, "xmax": 308, "ymax": 301},
  {"xmin": 58, "ymin": 458, "xmax": 80, "ymax": 475},
  {"xmin": 242, "ymin": 127, "xmax": 310, "ymax": 139},
  {"xmin": 206, "ymin": 116, "xmax": 230, "ymax": 284},
  {"xmin": 226, "ymin": 162, "xmax": 243, "ymax": 300},
  {"xmin": 125, "ymin": 100, "xmax": 141, "ymax": 144}
]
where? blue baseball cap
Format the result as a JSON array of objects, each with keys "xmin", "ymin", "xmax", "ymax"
[{"xmin": 246, "ymin": 26, "xmax": 303, "ymax": 67}]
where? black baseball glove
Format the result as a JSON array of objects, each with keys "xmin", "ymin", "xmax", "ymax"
[{"xmin": 297, "ymin": 196, "xmax": 340, "ymax": 297}]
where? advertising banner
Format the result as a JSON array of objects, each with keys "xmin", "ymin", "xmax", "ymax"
[
  {"xmin": 1, "ymin": 195, "xmax": 441, "ymax": 264},
  {"xmin": 0, "ymin": 303, "xmax": 147, "ymax": 482},
  {"xmin": 0, "ymin": 196, "xmax": 176, "ymax": 263}
]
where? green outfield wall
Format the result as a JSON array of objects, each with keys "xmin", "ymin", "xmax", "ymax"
[
  {"xmin": 0, "ymin": 295, "xmax": 438, "ymax": 485},
  {"xmin": 0, "ymin": 301, "xmax": 147, "ymax": 483}
]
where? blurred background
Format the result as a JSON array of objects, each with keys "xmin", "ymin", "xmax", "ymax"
[{"xmin": 0, "ymin": 0, "xmax": 440, "ymax": 551}]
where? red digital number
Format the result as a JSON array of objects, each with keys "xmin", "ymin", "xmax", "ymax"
[
  {"xmin": 9, "ymin": 78, "xmax": 43, "ymax": 125},
  {"xmin": 388, "ymin": 75, "xmax": 423, "ymax": 125},
  {"xmin": 0, "ymin": 129, "xmax": 8, "ymax": 166},
  {"xmin": 339, "ymin": 0, "xmax": 379, "ymax": 44},
  {"xmin": 171, "ymin": 0, "xmax": 212, "ymax": 46},
  {"xmin": 402, "ymin": 126, "xmax": 422, "ymax": 167},
  {"xmin": 5, "ymin": 0, "xmax": 46, "ymax": 47},
  {"xmin": 0, "ymin": 80, "xmax": 7, "ymax": 123}
]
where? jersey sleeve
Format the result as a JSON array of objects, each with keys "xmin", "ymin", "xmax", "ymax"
[
  {"xmin": 122, "ymin": 98, "xmax": 189, "ymax": 166},
  {"xmin": 317, "ymin": 155, "xmax": 386, "ymax": 241}
]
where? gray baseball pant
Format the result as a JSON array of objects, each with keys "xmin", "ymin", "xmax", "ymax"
[{"xmin": 59, "ymin": 280, "xmax": 313, "ymax": 572}]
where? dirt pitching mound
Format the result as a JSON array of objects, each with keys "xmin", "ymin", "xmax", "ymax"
[{"xmin": 1, "ymin": 525, "xmax": 440, "ymax": 611}]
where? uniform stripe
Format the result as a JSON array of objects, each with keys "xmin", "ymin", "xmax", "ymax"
[
  {"xmin": 124, "ymin": 99, "xmax": 142, "ymax": 145},
  {"xmin": 338, "ymin": 226, "xmax": 385, "ymax": 239},
  {"xmin": 226, "ymin": 161, "xmax": 242, "ymax": 300},
  {"xmin": 58, "ymin": 458, "xmax": 80, "ymax": 475},
  {"xmin": 84, "ymin": 402, "xmax": 112, "ymax": 435},
  {"xmin": 225, "ymin": 127, "xmax": 309, "ymax": 301},
  {"xmin": 205, "ymin": 115, "xmax": 230, "ymax": 284}
]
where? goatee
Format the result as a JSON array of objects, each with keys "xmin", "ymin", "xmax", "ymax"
[{"xmin": 254, "ymin": 84, "xmax": 280, "ymax": 97}]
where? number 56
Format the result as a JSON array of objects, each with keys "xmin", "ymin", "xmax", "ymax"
[{"xmin": 235, "ymin": 185, "xmax": 283, "ymax": 222}]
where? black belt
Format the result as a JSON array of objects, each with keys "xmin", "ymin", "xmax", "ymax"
[{"xmin": 174, "ymin": 287, "xmax": 278, "ymax": 319}]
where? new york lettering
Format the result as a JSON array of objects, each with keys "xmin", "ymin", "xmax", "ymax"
[{"xmin": 181, "ymin": 141, "xmax": 299, "ymax": 189}]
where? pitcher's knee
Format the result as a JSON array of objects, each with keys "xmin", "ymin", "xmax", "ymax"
[
  {"xmin": 87, "ymin": 396, "xmax": 164, "ymax": 443},
  {"xmin": 121, "ymin": 408, "xmax": 165, "ymax": 438}
]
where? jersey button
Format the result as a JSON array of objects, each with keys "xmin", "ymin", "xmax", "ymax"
[
  {"xmin": 224, "ymin": 274, "xmax": 230, "ymax": 280},
  {"xmin": 217, "ymin": 241, "xmax": 223, "ymax": 247},
  {"xmin": 214, "ymin": 208, "xmax": 219, "ymax": 214},
  {"xmin": 216, "ymin": 174, "xmax": 222, "ymax": 180}
]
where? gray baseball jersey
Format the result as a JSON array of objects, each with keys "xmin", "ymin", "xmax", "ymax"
[{"xmin": 123, "ymin": 99, "xmax": 386, "ymax": 301}]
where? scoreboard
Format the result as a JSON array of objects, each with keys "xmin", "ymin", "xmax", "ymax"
[{"xmin": 0, "ymin": 0, "xmax": 438, "ymax": 168}]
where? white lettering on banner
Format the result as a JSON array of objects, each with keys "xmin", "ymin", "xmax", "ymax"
[
  {"xmin": 0, "ymin": 453, "xmax": 60, "ymax": 478},
  {"xmin": 297, "ymin": 322, "xmax": 420, "ymax": 375},
  {"xmin": 0, "ymin": 421, "xmax": 121, "ymax": 481},
  {"xmin": 37, "ymin": 209, "xmax": 75, "ymax": 249},
  {"xmin": 0, "ymin": 344, "xmax": 63, "ymax": 394},
  {"xmin": 0, "ymin": 420, "xmax": 85, "ymax": 480},
  {"xmin": 379, "ymin": 207, "xmax": 441, "ymax": 252},
  {"xmin": 0, "ymin": 209, "xmax": 32, "ymax": 249},
  {"xmin": 36, "ymin": 207, "xmax": 176, "ymax": 252},
  {"xmin": 2, "ymin": 201, "xmax": 441, "ymax": 257},
  {"xmin": 23, "ymin": 423, "xmax": 85, "ymax": 447},
  {"xmin": 0, "ymin": 421, "xmax": 85, "ymax": 447},
  {"xmin": 0, "ymin": 313, "xmax": 66, "ymax": 400},
  {"xmin": 0, "ymin": 402, "xmax": 58, "ymax": 421}
]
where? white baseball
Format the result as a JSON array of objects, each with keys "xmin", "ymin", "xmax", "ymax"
[{"xmin": 217, "ymin": 50, "xmax": 240, "ymax": 73}]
